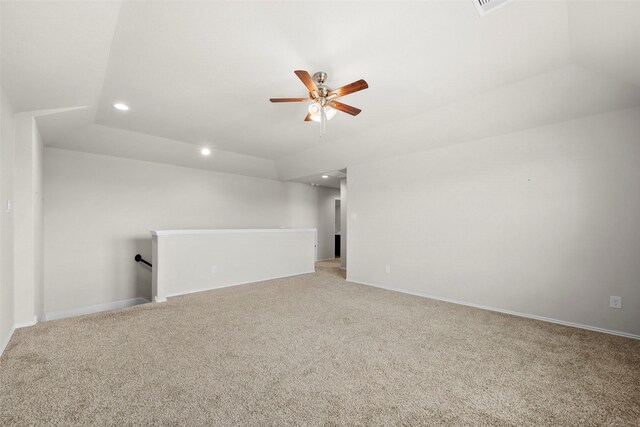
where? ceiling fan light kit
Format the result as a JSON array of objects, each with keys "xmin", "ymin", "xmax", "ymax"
[
  {"xmin": 308, "ymin": 102, "xmax": 337, "ymax": 122},
  {"xmin": 270, "ymin": 70, "xmax": 368, "ymax": 136}
]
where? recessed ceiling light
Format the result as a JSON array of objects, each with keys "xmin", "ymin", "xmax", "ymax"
[
  {"xmin": 201, "ymin": 148, "xmax": 211, "ymax": 156},
  {"xmin": 112, "ymin": 103, "xmax": 129, "ymax": 111},
  {"xmin": 321, "ymin": 175, "xmax": 329, "ymax": 179}
]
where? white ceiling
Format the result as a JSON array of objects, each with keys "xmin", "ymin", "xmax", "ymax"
[
  {"xmin": 568, "ymin": 0, "xmax": 640, "ymax": 88},
  {"xmin": 277, "ymin": 64, "xmax": 640, "ymax": 181},
  {"xmin": 296, "ymin": 170, "xmax": 346, "ymax": 190},
  {"xmin": 2, "ymin": 1, "xmax": 639, "ymax": 182},
  {"xmin": 1, "ymin": 1, "xmax": 121, "ymax": 112}
]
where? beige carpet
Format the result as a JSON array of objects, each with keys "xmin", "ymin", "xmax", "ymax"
[{"xmin": 1, "ymin": 260, "xmax": 639, "ymax": 426}]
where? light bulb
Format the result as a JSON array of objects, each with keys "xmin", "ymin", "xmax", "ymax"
[
  {"xmin": 308, "ymin": 102, "xmax": 321, "ymax": 115},
  {"xmin": 308, "ymin": 102, "xmax": 336, "ymax": 122},
  {"xmin": 308, "ymin": 102, "xmax": 322, "ymax": 122},
  {"xmin": 324, "ymin": 106, "xmax": 337, "ymax": 120}
]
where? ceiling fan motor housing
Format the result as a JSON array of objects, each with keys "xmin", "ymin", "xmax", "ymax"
[{"xmin": 313, "ymin": 71, "xmax": 331, "ymax": 101}]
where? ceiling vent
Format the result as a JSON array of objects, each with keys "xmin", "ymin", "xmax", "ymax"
[{"xmin": 474, "ymin": 0, "xmax": 512, "ymax": 16}]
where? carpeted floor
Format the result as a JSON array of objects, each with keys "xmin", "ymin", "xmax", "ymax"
[{"xmin": 1, "ymin": 259, "xmax": 639, "ymax": 426}]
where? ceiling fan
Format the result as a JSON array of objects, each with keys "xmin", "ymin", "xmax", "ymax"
[{"xmin": 270, "ymin": 70, "xmax": 368, "ymax": 135}]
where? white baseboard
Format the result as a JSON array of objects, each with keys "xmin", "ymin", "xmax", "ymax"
[
  {"xmin": 164, "ymin": 270, "xmax": 315, "ymax": 299},
  {"xmin": 153, "ymin": 296, "xmax": 167, "ymax": 303},
  {"xmin": 0, "ymin": 326, "xmax": 16, "ymax": 358},
  {"xmin": 347, "ymin": 278, "xmax": 640, "ymax": 340},
  {"xmin": 316, "ymin": 257, "xmax": 337, "ymax": 262},
  {"xmin": 44, "ymin": 297, "xmax": 149, "ymax": 321},
  {"xmin": 2, "ymin": 317, "xmax": 37, "ymax": 358},
  {"xmin": 15, "ymin": 316, "xmax": 37, "ymax": 328}
]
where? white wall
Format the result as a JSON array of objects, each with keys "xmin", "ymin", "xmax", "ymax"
[
  {"xmin": 340, "ymin": 179, "xmax": 347, "ymax": 269},
  {"xmin": 1, "ymin": 88, "xmax": 16, "ymax": 353},
  {"xmin": 33, "ymin": 125, "xmax": 44, "ymax": 320},
  {"xmin": 316, "ymin": 187, "xmax": 340, "ymax": 261},
  {"xmin": 44, "ymin": 148, "xmax": 337, "ymax": 315},
  {"xmin": 152, "ymin": 229, "xmax": 316, "ymax": 300},
  {"xmin": 280, "ymin": 183, "xmax": 339, "ymax": 261},
  {"xmin": 14, "ymin": 113, "xmax": 44, "ymax": 324},
  {"xmin": 348, "ymin": 107, "xmax": 640, "ymax": 337},
  {"xmin": 335, "ymin": 200, "xmax": 341, "ymax": 235}
]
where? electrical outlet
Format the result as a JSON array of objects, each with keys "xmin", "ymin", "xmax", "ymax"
[
  {"xmin": 610, "ymin": 296, "xmax": 622, "ymax": 309},
  {"xmin": 385, "ymin": 265, "xmax": 391, "ymax": 274},
  {"xmin": 351, "ymin": 213, "xmax": 357, "ymax": 220},
  {"xmin": 211, "ymin": 265, "xmax": 218, "ymax": 274},
  {"xmin": 5, "ymin": 200, "xmax": 11, "ymax": 214}
]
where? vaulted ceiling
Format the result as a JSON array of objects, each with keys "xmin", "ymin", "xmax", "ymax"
[{"xmin": 2, "ymin": 1, "xmax": 639, "ymax": 185}]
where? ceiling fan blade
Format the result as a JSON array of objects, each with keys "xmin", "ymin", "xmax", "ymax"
[
  {"xmin": 330, "ymin": 101, "xmax": 362, "ymax": 116},
  {"xmin": 304, "ymin": 113, "xmax": 312, "ymax": 122},
  {"xmin": 270, "ymin": 97, "xmax": 310, "ymax": 103},
  {"xmin": 294, "ymin": 70, "xmax": 318, "ymax": 94},
  {"xmin": 329, "ymin": 79, "xmax": 368, "ymax": 99}
]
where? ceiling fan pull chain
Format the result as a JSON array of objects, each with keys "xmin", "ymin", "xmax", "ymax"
[{"xmin": 321, "ymin": 107, "xmax": 326, "ymax": 137}]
